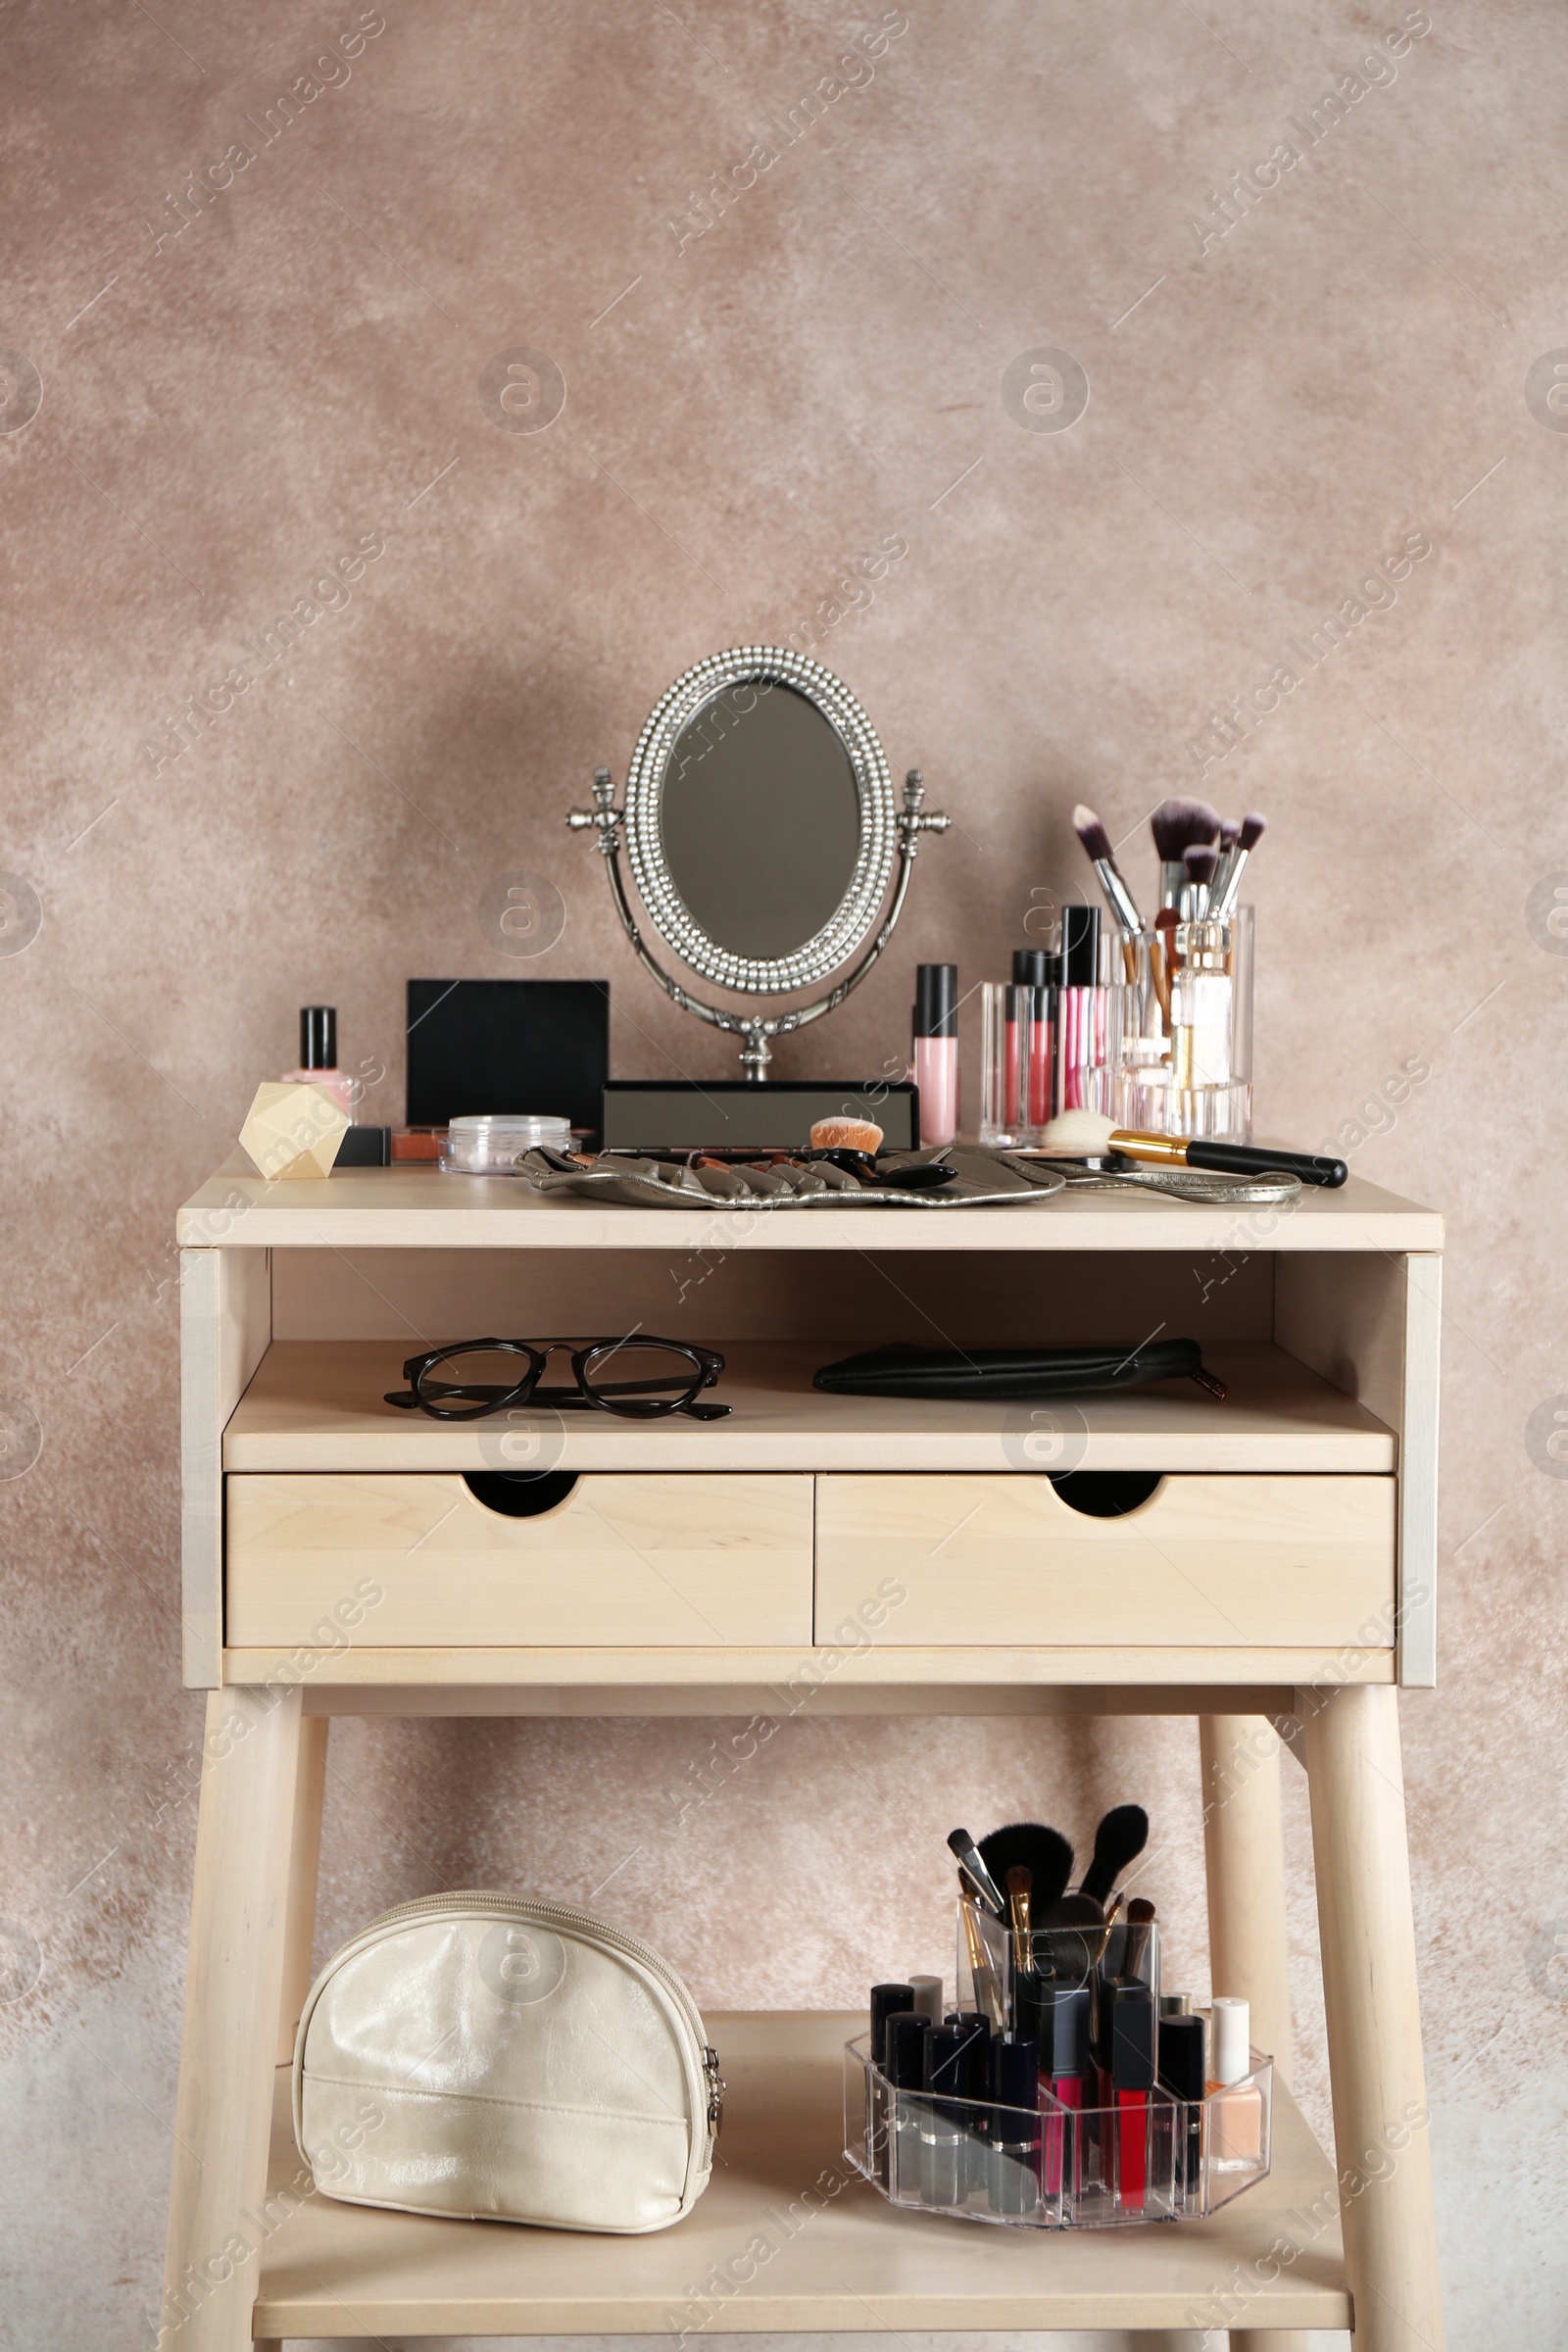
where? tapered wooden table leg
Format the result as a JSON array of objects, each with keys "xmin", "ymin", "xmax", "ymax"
[
  {"xmin": 1301, "ymin": 1682, "xmax": 1445, "ymax": 2350},
  {"xmin": 275, "ymin": 1713, "xmax": 328, "ymax": 2063},
  {"xmin": 161, "ymin": 1687, "xmax": 307, "ymax": 2352},
  {"xmin": 1200, "ymin": 1711, "xmax": 1305, "ymax": 2352}
]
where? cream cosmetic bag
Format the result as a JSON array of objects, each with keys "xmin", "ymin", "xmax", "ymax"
[{"xmin": 293, "ymin": 1893, "xmax": 723, "ymax": 2233}]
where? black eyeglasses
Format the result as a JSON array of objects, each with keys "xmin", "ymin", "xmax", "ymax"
[{"xmin": 384, "ymin": 1336, "xmax": 730, "ymax": 1422}]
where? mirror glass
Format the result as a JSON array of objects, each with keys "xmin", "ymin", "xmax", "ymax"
[{"xmin": 658, "ymin": 682, "xmax": 861, "ymax": 959}]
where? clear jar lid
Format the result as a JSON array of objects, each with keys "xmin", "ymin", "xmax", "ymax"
[{"xmin": 440, "ymin": 1113, "xmax": 571, "ymax": 1173}]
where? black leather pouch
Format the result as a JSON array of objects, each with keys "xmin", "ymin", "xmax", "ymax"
[{"xmin": 811, "ymin": 1340, "xmax": 1226, "ymax": 1400}]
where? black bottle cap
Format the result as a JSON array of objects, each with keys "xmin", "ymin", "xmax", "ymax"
[
  {"xmin": 1011, "ymin": 948, "xmax": 1061, "ymax": 989},
  {"xmin": 1061, "ymin": 905, "xmax": 1101, "ymax": 987},
  {"xmin": 989, "ymin": 2032, "xmax": 1040, "ymax": 2117},
  {"xmin": 885, "ymin": 2010, "xmax": 931, "ymax": 2089},
  {"xmin": 300, "ymin": 1005, "xmax": 337, "ymax": 1069},
  {"xmin": 1013, "ymin": 1969, "xmax": 1051, "ymax": 2061},
  {"xmin": 924, "ymin": 2021, "xmax": 970, "ymax": 2096},
  {"xmin": 1048, "ymin": 1984, "xmax": 1090, "ymax": 2079},
  {"xmin": 1110, "ymin": 1984, "xmax": 1155, "ymax": 2091},
  {"xmin": 914, "ymin": 962, "xmax": 958, "ymax": 1038},
  {"xmin": 871, "ymin": 1984, "xmax": 915, "ymax": 2066},
  {"xmin": 1157, "ymin": 2012, "xmax": 1206, "ymax": 2103}
]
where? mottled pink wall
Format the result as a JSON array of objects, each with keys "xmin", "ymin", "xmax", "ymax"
[{"xmin": 2, "ymin": 1, "xmax": 1565, "ymax": 2343}]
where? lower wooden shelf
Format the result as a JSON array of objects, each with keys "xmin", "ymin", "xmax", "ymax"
[{"xmin": 255, "ymin": 2011, "xmax": 1349, "ymax": 2336}]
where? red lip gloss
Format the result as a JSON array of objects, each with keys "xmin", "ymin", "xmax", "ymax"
[
  {"xmin": 1043, "ymin": 1984, "xmax": 1090, "ymax": 2204},
  {"xmin": 1111, "ymin": 1984, "xmax": 1155, "ymax": 2210}
]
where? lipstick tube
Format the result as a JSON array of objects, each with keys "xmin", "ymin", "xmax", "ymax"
[
  {"xmin": 884, "ymin": 2011, "xmax": 931, "ymax": 2203},
  {"xmin": 1157, "ymin": 2008, "xmax": 1206, "ymax": 2207},
  {"xmin": 921, "ymin": 2023, "xmax": 968, "ymax": 2207},
  {"xmin": 988, "ymin": 2033, "xmax": 1042, "ymax": 2218},
  {"xmin": 1111, "ymin": 1984, "xmax": 1154, "ymax": 2210},
  {"xmin": 867, "ymin": 1984, "xmax": 915, "ymax": 2184}
]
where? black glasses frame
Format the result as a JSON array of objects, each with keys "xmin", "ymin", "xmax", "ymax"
[{"xmin": 384, "ymin": 1335, "xmax": 729, "ymax": 1422}]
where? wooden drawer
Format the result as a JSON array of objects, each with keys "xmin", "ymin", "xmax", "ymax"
[
  {"xmin": 226, "ymin": 1472, "xmax": 813, "ymax": 1648},
  {"xmin": 815, "ymin": 1473, "xmax": 1396, "ymax": 1649}
]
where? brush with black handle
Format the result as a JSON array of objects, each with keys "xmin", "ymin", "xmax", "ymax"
[{"xmin": 1107, "ymin": 1130, "xmax": 1348, "ymax": 1188}]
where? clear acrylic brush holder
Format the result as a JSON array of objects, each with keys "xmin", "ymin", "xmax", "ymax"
[
  {"xmin": 1113, "ymin": 906, "xmax": 1253, "ymax": 1142},
  {"xmin": 838, "ymin": 1894, "xmax": 1273, "ymax": 2230},
  {"xmin": 843, "ymin": 2037, "xmax": 1272, "ymax": 2230}
]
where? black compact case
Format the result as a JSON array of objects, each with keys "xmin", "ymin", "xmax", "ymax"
[{"xmin": 406, "ymin": 980, "xmax": 609, "ymax": 1137}]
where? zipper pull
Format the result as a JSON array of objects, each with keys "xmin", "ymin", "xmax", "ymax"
[
  {"xmin": 703, "ymin": 2045, "xmax": 726, "ymax": 2139},
  {"xmin": 1189, "ymin": 1363, "xmax": 1228, "ymax": 1401}
]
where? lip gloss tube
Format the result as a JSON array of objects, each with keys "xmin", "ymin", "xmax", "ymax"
[
  {"xmin": 1057, "ymin": 906, "xmax": 1105, "ymax": 1112},
  {"xmin": 913, "ymin": 964, "xmax": 958, "ymax": 1146},
  {"xmin": 1111, "ymin": 1984, "xmax": 1155, "ymax": 2211},
  {"xmin": 1012, "ymin": 949, "xmax": 1059, "ymax": 1127},
  {"xmin": 1043, "ymin": 1984, "xmax": 1090, "ymax": 2204}
]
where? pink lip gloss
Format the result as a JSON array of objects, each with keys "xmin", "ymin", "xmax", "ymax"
[{"xmin": 913, "ymin": 964, "xmax": 958, "ymax": 1147}]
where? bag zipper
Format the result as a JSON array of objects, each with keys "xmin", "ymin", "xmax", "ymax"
[{"xmin": 348, "ymin": 1891, "xmax": 723, "ymax": 2153}]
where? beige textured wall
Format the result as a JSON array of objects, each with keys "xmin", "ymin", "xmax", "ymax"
[{"xmin": 2, "ymin": 1, "xmax": 1565, "ymax": 2343}]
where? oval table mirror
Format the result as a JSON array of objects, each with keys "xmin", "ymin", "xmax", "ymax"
[{"xmin": 568, "ymin": 647, "xmax": 947, "ymax": 1078}]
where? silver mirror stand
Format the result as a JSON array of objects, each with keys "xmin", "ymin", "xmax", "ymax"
[{"xmin": 567, "ymin": 767, "xmax": 948, "ymax": 1080}]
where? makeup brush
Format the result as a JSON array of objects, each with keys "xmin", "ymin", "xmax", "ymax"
[
  {"xmin": 1181, "ymin": 844, "xmax": 1218, "ymax": 917},
  {"xmin": 1210, "ymin": 811, "xmax": 1266, "ymax": 921},
  {"xmin": 976, "ymin": 1823, "xmax": 1075, "ymax": 1913},
  {"xmin": 1107, "ymin": 1129, "xmax": 1348, "ymax": 1188},
  {"xmin": 1005, "ymin": 1865, "xmax": 1033, "ymax": 1945},
  {"xmin": 1150, "ymin": 797, "xmax": 1220, "ymax": 910},
  {"xmin": 1078, "ymin": 1804, "xmax": 1150, "ymax": 1908},
  {"xmin": 1072, "ymin": 805, "xmax": 1144, "ymax": 935},
  {"xmin": 958, "ymin": 1891, "xmax": 1004, "ymax": 2025},
  {"xmin": 1124, "ymin": 1896, "xmax": 1156, "ymax": 1983},
  {"xmin": 947, "ymin": 1828, "xmax": 1008, "ymax": 1922}
]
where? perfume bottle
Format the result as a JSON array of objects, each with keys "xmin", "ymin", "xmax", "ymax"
[
  {"xmin": 1170, "ymin": 920, "xmax": 1233, "ymax": 1090},
  {"xmin": 912, "ymin": 964, "xmax": 958, "ymax": 1147},
  {"xmin": 282, "ymin": 1005, "xmax": 355, "ymax": 1114}
]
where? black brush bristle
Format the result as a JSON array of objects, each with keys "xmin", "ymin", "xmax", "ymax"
[
  {"xmin": 1151, "ymin": 797, "xmax": 1220, "ymax": 860},
  {"xmin": 1183, "ymin": 845, "xmax": 1218, "ymax": 886},
  {"xmin": 1072, "ymin": 803, "xmax": 1113, "ymax": 864},
  {"xmin": 1078, "ymin": 1804, "xmax": 1149, "ymax": 1906},
  {"xmin": 1219, "ymin": 817, "xmax": 1241, "ymax": 851},
  {"xmin": 978, "ymin": 1822, "xmax": 1074, "ymax": 1910},
  {"xmin": 1238, "ymin": 811, "xmax": 1267, "ymax": 852}
]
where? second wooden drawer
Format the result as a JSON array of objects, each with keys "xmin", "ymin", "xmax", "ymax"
[
  {"xmin": 815, "ymin": 1473, "xmax": 1396, "ymax": 1648},
  {"xmin": 226, "ymin": 1472, "xmax": 813, "ymax": 1647}
]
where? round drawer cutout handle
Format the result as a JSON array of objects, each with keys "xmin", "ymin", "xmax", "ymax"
[
  {"xmin": 1049, "ymin": 1470, "xmax": 1164, "ymax": 1519},
  {"xmin": 463, "ymin": 1470, "xmax": 580, "ymax": 1519}
]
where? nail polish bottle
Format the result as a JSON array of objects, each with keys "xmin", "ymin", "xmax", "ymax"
[
  {"xmin": 913, "ymin": 964, "xmax": 958, "ymax": 1146},
  {"xmin": 1207, "ymin": 1995, "xmax": 1262, "ymax": 2169},
  {"xmin": 282, "ymin": 1005, "xmax": 354, "ymax": 1114}
]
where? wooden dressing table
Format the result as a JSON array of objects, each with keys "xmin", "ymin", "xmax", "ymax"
[{"xmin": 163, "ymin": 1160, "xmax": 1445, "ymax": 2349}]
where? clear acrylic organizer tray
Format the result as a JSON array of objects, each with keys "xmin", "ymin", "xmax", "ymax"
[{"xmin": 843, "ymin": 2034, "xmax": 1272, "ymax": 2230}]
